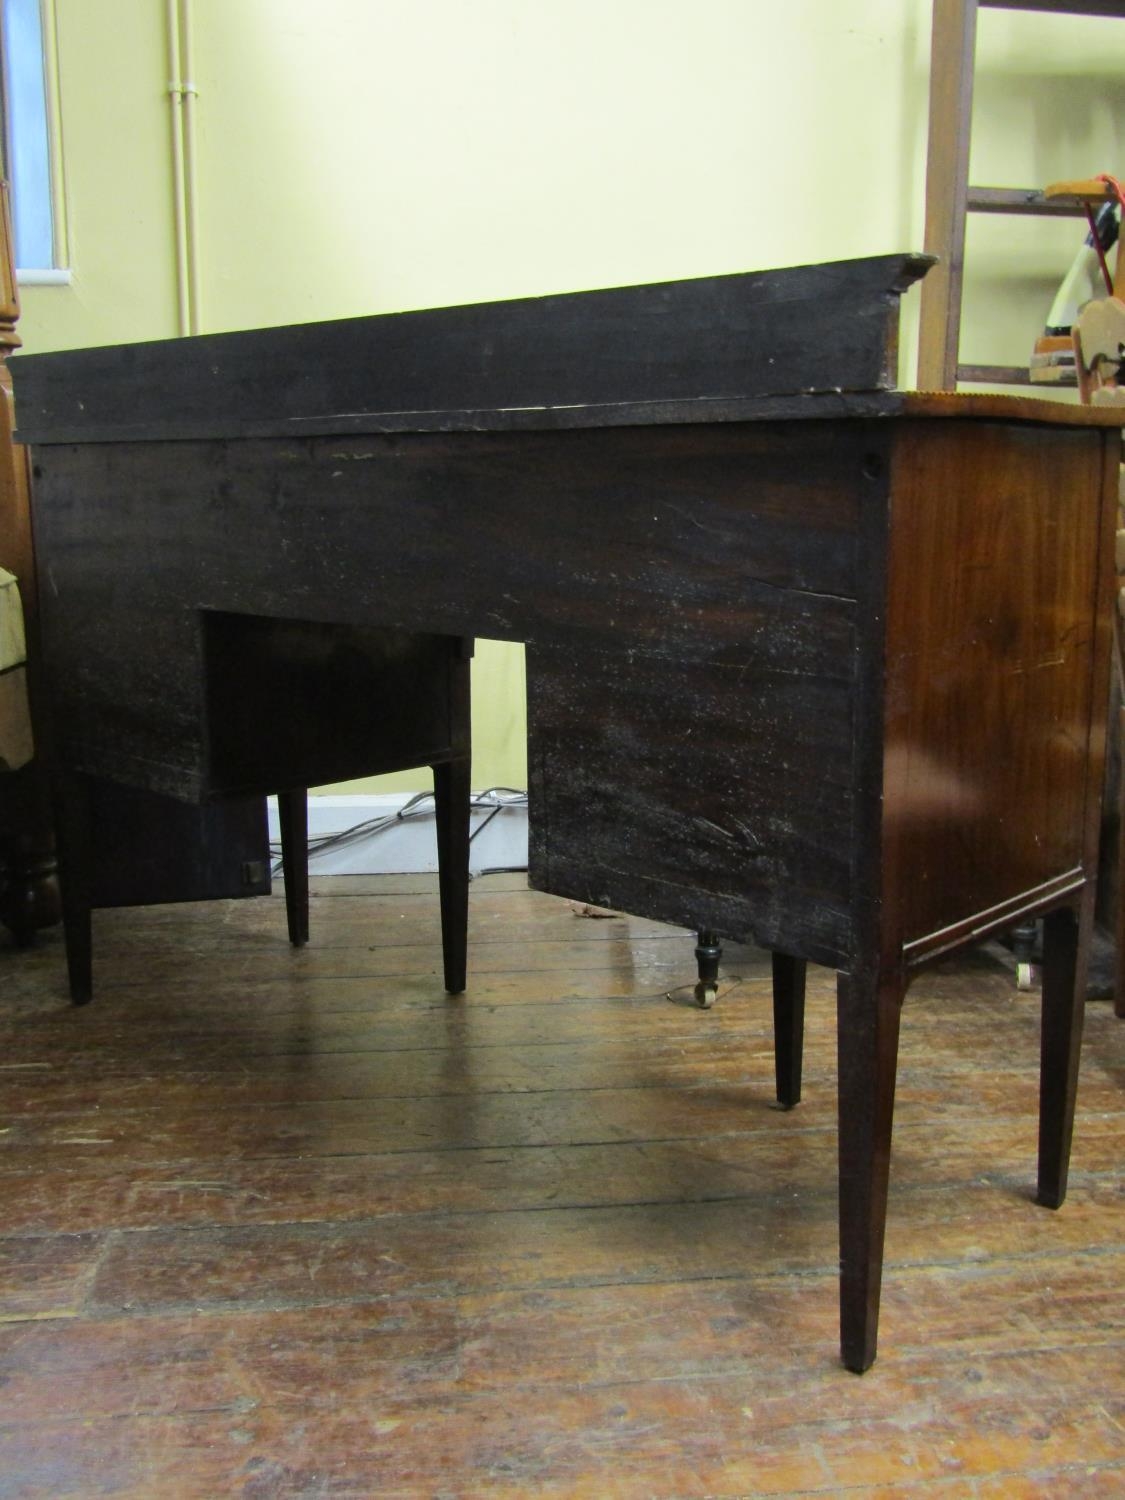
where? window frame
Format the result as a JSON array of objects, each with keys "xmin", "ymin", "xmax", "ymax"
[{"xmin": 0, "ymin": 0, "xmax": 68, "ymax": 282}]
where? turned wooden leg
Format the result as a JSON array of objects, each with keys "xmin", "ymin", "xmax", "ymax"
[
  {"xmin": 771, "ymin": 951, "xmax": 807, "ymax": 1109},
  {"xmin": 836, "ymin": 964, "xmax": 905, "ymax": 1374},
  {"xmin": 1, "ymin": 843, "xmax": 60, "ymax": 946},
  {"xmin": 0, "ymin": 765, "xmax": 61, "ymax": 944},
  {"xmin": 432, "ymin": 756, "xmax": 471, "ymax": 994},
  {"xmin": 53, "ymin": 770, "xmax": 95, "ymax": 1005},
  {"xmin": 693, "ymin": 929, "xmax": 722, "ymax": 1008},
  {"xmin": 276, "ymin": 788, "xmax": 309, "ymax": 947},
  {"xmin": 1037, "ymin": 903, "xmax": 1088, "ymax": 1209}
]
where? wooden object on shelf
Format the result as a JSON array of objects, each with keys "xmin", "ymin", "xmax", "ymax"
[
  {"xmin": 1044, "ymin": 176, "xmax": 1125, "ymax": 287},
  {"xmin": 1040, "ymin": 178, "xmax": 1125, "ymax": 403},
  {"xmin": 13, "ymin": 252, "xmax": 1122, "ymax": 1372}
]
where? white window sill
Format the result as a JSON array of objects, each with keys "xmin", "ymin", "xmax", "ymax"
[{"xmin": 16, "ymin": 268, "xmax": 72, "ymax": 286}]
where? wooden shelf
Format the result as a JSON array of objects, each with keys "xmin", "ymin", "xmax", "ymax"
[
  {"xmin": 966, "ymin": 186, "xmax": 1099, "ymax": 214},
  {"xmin": 984, "ymin": 2, "xmax": 1125, "ymax": 17},
  {"xmin": 956, "ymin": 363, "xmax": 1035, "ymax": 384}
]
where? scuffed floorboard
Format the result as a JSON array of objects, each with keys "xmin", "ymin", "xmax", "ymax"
[{"xmin": 1, "ymin": 874, "xmax": 1123, "ymax": 1497}]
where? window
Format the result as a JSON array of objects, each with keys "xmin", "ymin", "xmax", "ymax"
[{"xmin": 1, "ymin": 0, "xmax": 58, "ymax": 273}]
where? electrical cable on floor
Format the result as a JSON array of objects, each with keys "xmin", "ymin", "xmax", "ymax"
[
  {"xmin": 270, "ymin": 786, "xmax": 528, "ymax": 877},
  {"xmin": 468, "ymin": 805, "xmax": 500, "ymax": 844}
]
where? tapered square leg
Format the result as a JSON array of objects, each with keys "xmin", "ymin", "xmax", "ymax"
[
  {"xmin": 433, "ymin": 756, "xmax": 471, "ymax": 994},
  {"xmin": 1037, "ymin": 903, "xmax": 1087, "ymax": 1209},
  {"xmin": 771, "ymin": 951, "xmax": 807, "ymax": 1109},
  {"xmin": 836, "ymin": 965, "xmax": 904, "ymax": 1373},
  {"xmin": 276, "ymin": 787, "xmax": 309, "ymax": 947}
]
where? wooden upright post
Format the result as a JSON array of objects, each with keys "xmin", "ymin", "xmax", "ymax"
[{"xmin": 917, "ymin": 0, "xmax": 979, "ymax": 391}]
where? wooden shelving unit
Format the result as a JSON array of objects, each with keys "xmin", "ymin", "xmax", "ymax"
[{"xmin": 917, "ymin": 0, "xmax": 1125, "ymax": 390}]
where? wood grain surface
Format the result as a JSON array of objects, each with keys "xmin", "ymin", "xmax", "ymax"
[
  {"xmin": 884, "ymin": 420, "xmax": 1108, "ymax": 954},
  {"xmin": 27, "ymin": 418, "xmax": 873, "ymax": 802},
  {"xmin": 2, "ymin": 875, "xmax": 1122, "ymax": 1497},
  {"xmin": 17, "ymin": 262, "xmax": 1124, "ymax": 1392},
  {"xmin": 9, "ymin": 255, "xmax": 930, "ymax": 444}
]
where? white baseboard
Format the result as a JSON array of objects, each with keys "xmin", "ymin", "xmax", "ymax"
[{"xmin": 267, "ymin": 792, "xmax": 529, "ymax": 876}]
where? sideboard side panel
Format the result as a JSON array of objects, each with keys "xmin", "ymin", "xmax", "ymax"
[{"xmin": 883, "ymin": 419, "xmax": 1112, "ymax": 957}]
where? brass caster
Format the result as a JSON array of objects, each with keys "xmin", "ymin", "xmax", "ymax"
[
  {"xmin": 694, "ymin": 980, "xmax": 718, "ymax": 1009},
  {"xmin": 1016, "ymin": 961, "xmax": 1038, "ymax": 993}
]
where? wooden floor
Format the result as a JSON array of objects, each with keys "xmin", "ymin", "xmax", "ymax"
[{"xmin": 1, "ymin": 874, "xmax": 1123, "ymax": 1499}]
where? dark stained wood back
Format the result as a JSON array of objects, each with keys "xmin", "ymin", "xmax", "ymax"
[{"xmin": 9, "ymin": 254, "xmax": 934, "ymax": 443}]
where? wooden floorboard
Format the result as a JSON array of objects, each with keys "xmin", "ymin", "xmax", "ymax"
[{"xmin": 1, "ymin": 874, "xmax": 1123, "ymax": 1498}]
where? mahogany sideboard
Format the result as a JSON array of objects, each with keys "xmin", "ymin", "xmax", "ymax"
[{"xmin": 11, "ymin": 253, "xmax": 1123, "ymax": 1371}]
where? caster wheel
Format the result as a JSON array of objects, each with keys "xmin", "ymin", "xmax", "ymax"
[
  {"xmin": 1016, "ymin": 961, "xmax": 1037, "ymax": 992},
  {"xmin": 694, "ymin": 981, "xmax": 718, "ymax": 1009}
]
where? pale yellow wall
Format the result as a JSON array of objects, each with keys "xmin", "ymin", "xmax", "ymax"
[
  {"xmin": 15, "ymin": 0, "xmax": 1125, "ymax": 792},
  {"xmin": 20, "ymin": 0, "xmax": 179, "ymax": 348}
]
